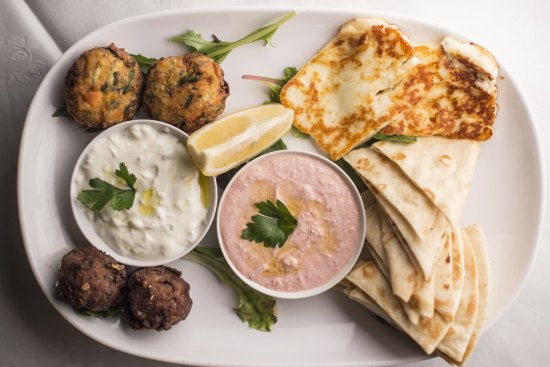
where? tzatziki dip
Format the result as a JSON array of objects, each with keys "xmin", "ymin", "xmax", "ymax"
[
  {"xmin": 218, "ymin": 151, "xmax": 364, "ymax": 294},
  {"xmin": 74, "ymin": 123, "xmax": 209, "ymax": 260}
]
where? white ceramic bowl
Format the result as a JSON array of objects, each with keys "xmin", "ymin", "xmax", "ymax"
[
  {"xmin": 217, "ymin": 150, "xmax": 366, "ymax": 299},
  {"xmin": 70, "ymin": 119, "xmax": 217, "ymax": 267}
]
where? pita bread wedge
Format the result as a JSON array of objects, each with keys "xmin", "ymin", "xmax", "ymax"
[
  {"xmin": 375, "ymin": 190, "xmax": 448, "ymax": 280},
  {"xmin": 434, "ymin": 233, "xmax": 459, "ymax": 322},
  {"xmin": 437, "ymin": 229, "xmax": 479, "ymax": 362},
  {"xmin": 348, "ymin": 288, "xmax": 404, "ymax": 330},
  {"xmin": 460, "ymin": 224, "xmax": 490, "ymax": 365},
  {"xmin": 379, "ymin": 39, "xmax": 498, "ymax": 141},
  {"xmin": 372, "ymin": 137, "xmax": 480, "ymax": 226},
  {"xmin": 344, "ymin": 148, "xmax": 438, "ymax": 238},
  {"xmin": 364, "ymin": 204, "xmax": 389, "ymax": 278},
  {"xmin": 347, "ymin": 261, "xmax": 451, "ymax": 354},
  {"xmin": 378, "ymin": 206, "xmax": 419, "ymax": 302},
  {"xmin": 280, "ymin": 18, "xmax": 416, "ymax": 160}
]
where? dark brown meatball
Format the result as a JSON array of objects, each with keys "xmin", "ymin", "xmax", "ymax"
[
  {"xmin": 57, "ymin": 245, "xmax": 127, "ymax": 311},
  {"xmin": 124, "ymin": 266, "xmax": 192, "ymax": 331},
  {"xmin": 65, "ymin": 43, "xmax": 143, "ymax": 128},
  {"xmin": 143, "ymin": 53, "xmax": 229, "ymax": 133}
]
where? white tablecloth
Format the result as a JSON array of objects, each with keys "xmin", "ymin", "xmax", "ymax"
[{"xmin": 1, "ymin": 0, "xmax": 548, "ymax": 366}]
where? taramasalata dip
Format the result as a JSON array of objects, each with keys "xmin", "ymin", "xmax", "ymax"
[
  {"xmin": 73, "ymin": 123, "xmax": 210, "ymax": 261},
  {"xmin": 218, "ymin": 151, "xmax": 364, "ymax": 295}
]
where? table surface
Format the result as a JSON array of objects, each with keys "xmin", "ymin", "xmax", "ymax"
[{"xmin": 1, "ymin": 0, "xmax": 548, "ymax": 366}]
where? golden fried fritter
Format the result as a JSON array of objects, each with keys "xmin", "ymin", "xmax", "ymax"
[
  {"xmin": 143, "ymin": 53, "xmax": 229, "ymax": 133},
  {"xmin": 65, "ymin": 43, "xmax": 143, "ymax": 128}
]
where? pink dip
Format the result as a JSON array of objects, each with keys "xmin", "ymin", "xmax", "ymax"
[{"xmin": 219, "ymin": 152, "xmax": 362, "ymax": 293}]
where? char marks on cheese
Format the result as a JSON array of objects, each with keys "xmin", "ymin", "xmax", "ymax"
[
  {"xmin": 380, "ymin": 41, "xmax": 498, "ymax": 140},
  {"xmin": 280, "ymin": 18, "xmax": 499, "ymax": 160},
  {"xmin": 280, "ymin": 18, "xmax": 415, "ymax": 161}
]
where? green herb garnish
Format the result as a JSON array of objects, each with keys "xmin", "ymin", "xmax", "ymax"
[
  {"xmin": 52, "ymin": 105, "xmax": 71, "ymax": 118},
  {"xmin": 131, "ymin": 53, "xmax": 157, "ymax": 76},
  {"xmin": 373, "ymin": 133, "xmax": 417, "ymax": 143},
  {"xmin": 241, "ymin": 200, "xmax": 297, "ymax": 248},
  {"xmin": 122, "ymin": 69, "xmax": 135, "ymax": 93},
  {"xmin": 334, "ymin": 158, "xmax": 367, "ymax": 193},
  {"xmin": 185, "ymin": 247, "xmax": 277, "ymax": 331},
  {"xmin": 170, "ymin": 11, "xmax": 296, "ymax": 63},
  {"xmin": 242, "ymin": 66, "xmax": 298, "ymax": 103},
  {"xmin": 77, "ymin": 162, "xmax": 137, "ymax": 213}
]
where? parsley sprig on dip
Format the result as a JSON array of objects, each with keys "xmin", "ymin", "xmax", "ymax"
[
  {"xmin": 77, "ymin": 162, "xmax": 137, "ymax": 213},
  {"xmin": 241, "ymin": 200, "xmax": 297, "ymax": 248}
]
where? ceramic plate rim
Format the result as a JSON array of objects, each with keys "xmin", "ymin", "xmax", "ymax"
[{"xmin": 17, "ymin": 6, "xmax": 546, "ymax": 366}]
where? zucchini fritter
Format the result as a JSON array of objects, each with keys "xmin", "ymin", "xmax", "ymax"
[
  {"xmin": 143, "ymin": 53, "xmax": 229, "ymax": 133},
  {"xmin": 65, "ymin": 43, "xmax": 143, "ymax": 128}
]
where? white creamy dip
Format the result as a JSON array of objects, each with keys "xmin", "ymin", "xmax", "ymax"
[{"xmin": 74, "ymin": 124, "xmax": 208, "ymax": 260}]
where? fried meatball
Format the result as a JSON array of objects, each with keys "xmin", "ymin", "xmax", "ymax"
[
  {"xmin": 65, "ymin": 43, "xmax": 143, "ymax": 128},
  {"xmin": 57, "ymin": 245, "xmax": 127, "ymax": 311},
  {"xmin": 124, "ymin": 266, "xmax": 192, "ymax": 331},
  {"xmin": 143, "ymin": 53, "xmax": 229, "ymax": 133}
]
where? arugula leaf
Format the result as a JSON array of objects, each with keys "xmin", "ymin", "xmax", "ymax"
[
  {"xmin": 291, "ymin": 125, "xmax": 308, "ymax": 139},
  {"xmin": 170, "ymin": 11, "xmax": 296, "ymax": 63},
  {"xmin": 131, "ymin": 53, "xmax": 157, "ymax": 76},
  {"xmin": 76, "ymin": 307, "xmax": 120, "ymax": 318},
  {"xmin": 241, "ymin": 200, "xmax": 297, "ymax": 248},
  {"xmin": 242, "ymin": 66, "xmax": 298, "ymax": 103},
  {"xmin": 52, "ymin": 105, "xmax": 71, "ymax": 118},
  {"xmin": 184, "ymin": 247, "xmax": 277, "ymax": 331},
  {"xmin": 373, "ymin": 133, "xmax": 417, "ymax": 143},
  {"xmin": 77, "ymin": 162, "xmax": 137, "ymax": 213}
]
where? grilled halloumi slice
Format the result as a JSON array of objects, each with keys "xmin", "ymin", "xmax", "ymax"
[
  {"xmin": 280, "ymin": 18, "xmax": 415, "ymax": 161},
  {"xmin": 380, "ymin": 38, "xmax": 498, "ymax": 140}
]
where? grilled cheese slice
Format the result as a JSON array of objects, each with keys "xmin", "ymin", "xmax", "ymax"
[
  {"xmin": 280, "ymin": 18, "xmax": 415, "ymax": 160},
  {"xmin": 381, "ymin": 38, "xmax": 498, "ymax": 140}
]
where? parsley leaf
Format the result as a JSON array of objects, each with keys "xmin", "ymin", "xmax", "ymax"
[
  {"xmin": 373, "ymin": 133, "xmax": 417, "ymax": 143},
  {"xmin": 115, "ymin": 162, "xmax": 137, "ymax": 189},
  {"xmin": 170, "ymin": 11, "xmax": 296, "ymax": 63},
  {"xmin": 241, "ymin": 200, "xmax": 297, "ymax": 248},
  {"xmin": 184, "ymin": 247, "xmax": 277, "ymax": 331},
  {"xmin": 77, "ymin": 162, "xmax": 137, "ymax": 213}
]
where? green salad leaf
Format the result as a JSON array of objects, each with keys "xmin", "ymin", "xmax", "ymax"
[
  {"xmin": 52, "ymin": 105, "xmax": 71, "ymax": 118},
  {"xmin": 170, "ymin": 11, "xmax": 296, "ymax": 63},
  {"xmin": 241, "ymin": 200, "xmax": 297, "ymax": 248},
  {"xmin": 185, "ymin": 247, "xmax": 277, "ymax": 331},
  {"xmin": 242, "ymin": 66, "xmax": 298, "ymax": 104},
  {"xmin": 77, "ymin": 162, "xmax": 137, "ymax": 213},
  {"xmin": 334, "ymin": 158, "xmax": 367, "ymax": 193},
  {"xmin": 131, "ymin": 53, "xmax": 157, "ymax": 76},
  {"xmin": 373, "ymin": 133, "xmax": 417, "ymax": 143}
]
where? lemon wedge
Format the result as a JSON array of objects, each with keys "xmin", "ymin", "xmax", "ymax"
[{"xmin": 187, "ymin": 104, "xmax": 294, "ymax": 176}]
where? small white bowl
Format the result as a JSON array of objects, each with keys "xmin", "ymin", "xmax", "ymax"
[
  {"xmin": 70, "ymin": 119, "xmax": 217, "ymax": 267},
  {"xmin": 217, "ymin": 150, "xmax": 366, "ymax": 299}
]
